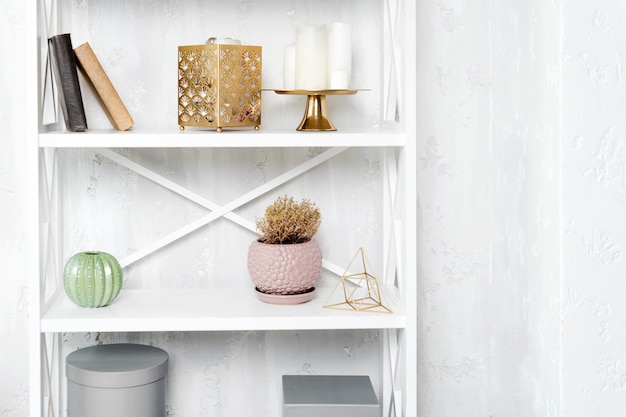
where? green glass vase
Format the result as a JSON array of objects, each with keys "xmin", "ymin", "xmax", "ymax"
[{"xmin": 63, "ymin": 251, "xmax": 123, "ymax": 308}]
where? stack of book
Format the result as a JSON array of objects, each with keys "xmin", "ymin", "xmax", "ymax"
[{"xmin": 48, "ymin": 33, "xmax": 134, "ymax": 132}]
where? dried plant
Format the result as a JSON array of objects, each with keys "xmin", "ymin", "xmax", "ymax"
[{"xmin": 256, "ymin": 195, "xmax": 321, "ymax": 244}]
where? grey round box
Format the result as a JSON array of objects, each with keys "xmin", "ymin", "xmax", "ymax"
[{"xmin": 66, "ymin": 343, "xmax": 169, "ymax": 417}]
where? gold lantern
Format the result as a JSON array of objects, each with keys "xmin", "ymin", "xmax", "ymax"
[{"xmin": 178, "ymin": 39, "xmax": 262, "ymax": 132}]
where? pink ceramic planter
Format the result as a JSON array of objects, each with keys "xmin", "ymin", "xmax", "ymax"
[{"xmin": 247, "ymin": 239, "xmax": 322, "ymax": 296}]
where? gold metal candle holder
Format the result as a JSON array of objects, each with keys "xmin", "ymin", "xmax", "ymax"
[
  {"xmin": 324, "ymin": 247, "xmax": 392, "ymax": 314},
  {"xmin": 178, "ymin": 43, "xmax": 262, "ymax": 132},
  {"xmin": 273, "ymin": 89, "xmax": 364, "ymax": 131}
]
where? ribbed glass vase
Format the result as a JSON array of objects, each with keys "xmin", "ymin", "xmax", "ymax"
[{"xmin": 63, "ymin": 251, "xmax": 123, "ymax": 308}]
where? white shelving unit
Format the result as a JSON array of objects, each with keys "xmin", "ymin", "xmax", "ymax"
[{"xmin": 28, "ymin": 0, "xmax": 416, "ymax": 416}]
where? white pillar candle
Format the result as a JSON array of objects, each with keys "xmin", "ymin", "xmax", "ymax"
[
  {"xmin": 329, "ymin": 70, "xmax": 350, "ymax": 89},
  {"xmin": 328, "ymin": 22, "xmax": 352, "ymax": 89},
  {"xmin": 283, "ymin": 43, "xmax": 296, "ymax": 90},
  {"xmin": 295, "ymin": 24, "xmax": 328, "ymax": 90}
]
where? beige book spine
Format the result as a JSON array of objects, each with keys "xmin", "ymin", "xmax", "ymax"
[{"xmin": 74, "ymin": 42, "xmax": 134, "ymax": 131}]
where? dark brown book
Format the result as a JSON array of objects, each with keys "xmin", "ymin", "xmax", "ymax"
[
  {"xmin": 48, "ymin": 34, "xmax": 88, "ymax": 132},
  {"xmin": 74, "ymin": 42, "xmax": 134, "ymax": 131}
]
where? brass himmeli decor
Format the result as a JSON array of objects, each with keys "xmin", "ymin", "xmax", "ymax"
[
  {"xmin": 324, "ymin": 247, "xmax": 392, "ymax": 314},
  {"xmin": 178, "ymin": 41, "xmax": 262, "ymax": 132}
]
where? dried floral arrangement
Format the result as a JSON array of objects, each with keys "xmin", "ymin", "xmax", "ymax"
[{"xmin": 256, "ymin": 195, "xmax": 321, "ymax": 244}]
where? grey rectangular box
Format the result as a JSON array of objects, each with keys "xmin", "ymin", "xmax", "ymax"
[{"xmin": 282, "ymin": 375, "xmax": 381, "ymax": 417}]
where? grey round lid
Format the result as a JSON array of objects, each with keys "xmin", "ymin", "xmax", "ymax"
[{"xmin": 66, "ymin": 343, "xmax": 169, "ymax": 388}]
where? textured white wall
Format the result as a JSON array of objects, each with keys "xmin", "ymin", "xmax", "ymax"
[
  {"xmin": 1, "ymin": 0, "xmax": 31, "ymax": 415},
  {"xmin": 415, "ymin": 0, "xmax": 561, "ymax": 416},
  {"xmin": 414, "ymin": 0, "xmax": 626, "ymax": 416},
  {"xmin": 561, "ymin": 1, "xmax": 626, "ymax": 416}
]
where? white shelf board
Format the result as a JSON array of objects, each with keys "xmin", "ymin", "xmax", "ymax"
[
  {"xmin": 38, "ymin": 125, "xmax": 405, "ymax": 148},
  {"xmin": 41, "ymin": 287, "xmax": 405, "ymax": 333}
]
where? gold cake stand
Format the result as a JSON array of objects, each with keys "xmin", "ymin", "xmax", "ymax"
[{"xmin": 273, "ymin": 89, "xmax": 365, "ymax": 131}]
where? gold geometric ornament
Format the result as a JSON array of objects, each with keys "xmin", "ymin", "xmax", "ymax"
[{"xmin": 323, "ymin": 247, "xmax": 392, "ymax": 314}]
